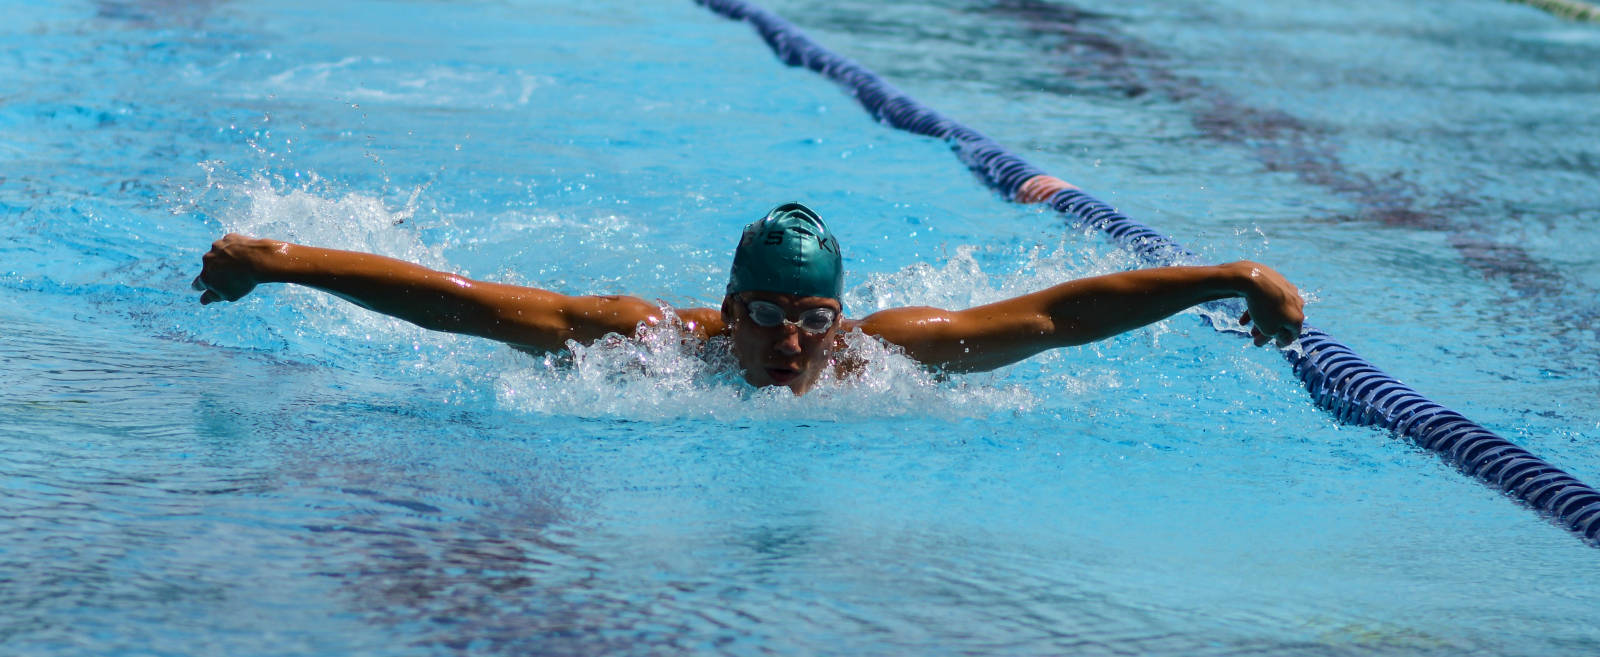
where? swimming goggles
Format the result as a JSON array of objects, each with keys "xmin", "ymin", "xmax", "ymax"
[{"xmin": 743, "ymin": 300, "xmax": 837, "ymax": 334}]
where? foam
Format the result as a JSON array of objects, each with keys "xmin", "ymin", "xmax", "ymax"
[{"xmin": 492, "ymin": 310, "xmax": 1037, "ymax": 423}]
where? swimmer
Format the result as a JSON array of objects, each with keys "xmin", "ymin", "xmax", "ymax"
[{"xmin": 192, "ymin": 202, "xmax": 1304, "ymax": 395}]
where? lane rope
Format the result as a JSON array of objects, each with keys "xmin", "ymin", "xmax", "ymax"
[
  {"xmin": 695, "ymin": 0, "xmax": 1600, "ymax": 546},
  {"xmin": 1507, "ymin": 0, "xmax": 1600, "ymax": 22}
]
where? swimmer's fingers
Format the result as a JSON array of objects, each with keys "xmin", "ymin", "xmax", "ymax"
[
  {"xmin": 1240, "ymin": 310, "xmax": 1269, "ymax": 346},
  {"xmin": 1240, "ymin": 309, "xmax": 1301, "ymax": 348},
  {"xmin": 192, "ymin": 272, "xmax": 248, "ymax": 305},
  {"xmin": 193, "ymin": 275, "xmax": 221, "ymax": 305},
  {"xmin": 1265, "ymin": 310, "xmax": 1304, "ymax": 348},
  {"xmin": 1275, "ymin": 325, "xmax": 1299, "ymax": 348}
]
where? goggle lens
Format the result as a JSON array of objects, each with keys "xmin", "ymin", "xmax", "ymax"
[{"xmin": 746, "ymin": 300, "xmax": 836, "ymax": 334}]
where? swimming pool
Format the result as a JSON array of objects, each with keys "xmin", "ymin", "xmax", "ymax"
[{"xmin": 3, "ymin": 0, "xmax": 1598, "ymax": 654}]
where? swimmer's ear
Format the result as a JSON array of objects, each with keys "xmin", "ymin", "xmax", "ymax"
[{"xmin": 720, "ymin": 295, "xmax": 735, "ymax": 326}]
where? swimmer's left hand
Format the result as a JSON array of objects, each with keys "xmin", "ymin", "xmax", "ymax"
[{"xmin": 1232, "ymin": 261, "xmax": 1305, "ymax": 348}]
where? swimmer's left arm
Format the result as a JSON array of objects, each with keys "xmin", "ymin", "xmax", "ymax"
[{"xmin": 856, "ymin": 261, "xmax": 1304, "ymax": 372}]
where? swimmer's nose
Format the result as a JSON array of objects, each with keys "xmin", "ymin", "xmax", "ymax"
[{"xmin": 772, "ymin": 326, "xmax": 802, "ymax": 355}]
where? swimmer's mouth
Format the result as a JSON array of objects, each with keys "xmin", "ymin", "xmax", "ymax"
[{"xmin": 765, "ymin": 367, "xmax": 799, "ymax": 385}]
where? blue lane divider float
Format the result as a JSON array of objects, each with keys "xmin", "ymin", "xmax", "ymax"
[
  {"xmin": 1506, "ymin": 0, "xmax": 1600, "ymax": 22},
  {"xmin": 695, "ymin": 0, "xmax": 1600, "ymax": 546}
]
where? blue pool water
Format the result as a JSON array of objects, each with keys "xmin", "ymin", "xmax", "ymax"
[{"xmin": 3, "ymin": 0, "xmax": 1599, "ymax": 655}]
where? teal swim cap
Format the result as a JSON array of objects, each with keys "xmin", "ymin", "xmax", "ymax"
[{"xmin": 725, "ymin": 202, "xmax": 843, "ymax": 300}]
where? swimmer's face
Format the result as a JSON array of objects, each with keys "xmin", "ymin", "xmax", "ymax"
[{"xmin": 723, "ymin": 292, "xmax": 842, "ymax": 396}]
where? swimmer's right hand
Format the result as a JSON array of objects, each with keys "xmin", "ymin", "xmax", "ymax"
[{"xmin": 192, "ymin": 233, "xmax": 279, "ymax": 305}]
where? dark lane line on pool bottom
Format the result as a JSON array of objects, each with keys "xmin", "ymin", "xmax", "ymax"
[{"xmin": 978, "ymin": 0, "xmax": 1600, "ymax": 350}]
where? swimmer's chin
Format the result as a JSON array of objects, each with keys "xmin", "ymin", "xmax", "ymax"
[{"xmin": 741, "ymin": 367, "xmax": 815, "ymax": 396}]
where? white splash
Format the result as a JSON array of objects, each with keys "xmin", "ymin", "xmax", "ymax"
[
  {"xmin": 492, "ymin": 311, "xmax": 1038, "ymax": 423},
  {"xmin": 199, "ymin": 164, "xmax": 441, "ymax": 264},
  {"xmin": 191, "ymin": 167, "xmax": 487, "ymax": 366},
  {"xmin": 846, "ymin": 241, "xmax": 1144, "ymax": 313}
]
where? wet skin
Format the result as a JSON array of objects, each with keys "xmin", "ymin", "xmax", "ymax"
[{"xmin": 720, "ymin": 292, "xmax": 844, "ymax": 396}]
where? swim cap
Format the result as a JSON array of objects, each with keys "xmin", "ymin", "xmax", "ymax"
[{"xmin": 725, "ymin": 202, "xmax": 843, "ymax": 300}]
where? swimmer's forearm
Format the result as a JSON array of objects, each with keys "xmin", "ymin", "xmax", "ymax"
[
  {"xmin": 253, "ymin": 241, "xmax": 507, "ymax": 326},
  {"xmin": 1038, "ymin": 262, "xmax": 1266, "ymax": 345},
  {"xmin": 200, "ymin": 236, "xmax": 663, "ymax": 350},
  {"xmin": 250, "ymin": 241, "xmax": 453, "ymax": 301}
]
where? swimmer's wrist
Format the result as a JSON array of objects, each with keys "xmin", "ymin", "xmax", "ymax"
[
  {"xmin": 244, "ymin": 238, "xmax": 297, "ymax": 284},
  {"xmin": 1218, "ymin": 261, "xmax": 1267, "ymax": 299}
]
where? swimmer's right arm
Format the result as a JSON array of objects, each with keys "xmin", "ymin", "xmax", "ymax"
[{"xmin": 191, "ymin": 234, "xmax": 692, "ymax": 352}]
